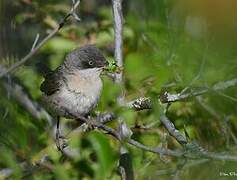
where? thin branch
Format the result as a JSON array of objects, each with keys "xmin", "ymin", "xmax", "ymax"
[
  {"xmin": 112, "ymin": 1, "xmax": 134, "ymax": 179},
  {"xmin": 126, "ymin": 98, "xmax": 187, "ymax": 144},
  {"xmin": 0, "ymin": 0, "xmax": 81, "ymax": 78},
  {"xmin": 112, "ymin": 0, "xmax": 123, "ymax": 84},
  {"xmin": 127, "ymin": 139, "xmax": 182, "ymax": 157},
  {"xmin": 1, "ymin": 111, "xmax": 237, "ymax": 179},
  {"xmin": 158, "ymin": 108, "xmax": 237, "ymax": 162},
  {"xmin": 200, "ymin": 151, "xmax": 237, "ymax": 161},
  {"xmin": 72, "ymin": 115, "xmax": 237, "ymax": 162},
  {"xmin": 160, "ymin": 78, "xmax": 237, "ymax": 103},
  {"xmin": 122, "ymin": 77, "xmax": 237, "ymax": 110},
  {"xmin": 31, "ymin": 33, "xmax": 40, "ymax": 51},
  {"xmin": 120, "ymin": 96, "xmax": 237, "ymax": 162},
  {"xmin": 215, "ymin": 91, "xmax": 237, "ymax": 102},
  {"xmin": 158, "ymin": 102, "xmax": 237, "ymax": 162},
  {"xmin": 72, "ymin": 115, "xmax": 182, "ymax": 157},
  {"xmin": 160, "ymin": 113, "xmax": 187, "ymax": 145}
]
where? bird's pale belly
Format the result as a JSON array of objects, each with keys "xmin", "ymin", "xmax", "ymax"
[{"xmin": 44, "ymin": 78, "xmax": 102, "ymax": 118}]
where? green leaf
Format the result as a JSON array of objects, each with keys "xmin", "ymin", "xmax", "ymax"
[
  {"xmin": 54, "ymin": 165, "xmax": 70, "ymax": 180},
  {"xmin": 42, "ymin": 37, "xmax": 77, "ymax": 52},
  {"xmin": 87, "ymin": 132, "xmax": 116, "ymax": 180}
]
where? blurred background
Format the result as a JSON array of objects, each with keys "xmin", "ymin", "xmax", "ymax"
[{"xmin": 0, "ymin": 0, "xmax": 237, "ymax": 179}]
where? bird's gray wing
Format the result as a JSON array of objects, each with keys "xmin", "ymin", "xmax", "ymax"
[{"xmin": 40, "ymin": 69, "xmax": 63, "ymax": 96}]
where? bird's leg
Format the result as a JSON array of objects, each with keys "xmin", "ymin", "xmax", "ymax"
[
  {"xmin": 72, "ymin": 114, "xmax": 95, "ymax": 131},
  {"xmin": 55, "ymin": 116, "xmax": 67, "ymax": 151},
  {"xmin": 55, "ymin": 116, "xmax": 61, "ymax": 151}
]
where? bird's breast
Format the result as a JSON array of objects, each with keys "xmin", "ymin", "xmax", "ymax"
[
  {"xmin": 66, "ymin": 68, "xmax": 103, "ymax": 98},
  {"xmin": 44, "ymin": 68, "xmax": 103, "ymax": 118}
]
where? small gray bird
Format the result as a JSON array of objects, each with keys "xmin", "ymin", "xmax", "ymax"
[{"xmin": 40, "ymin": 44, "xmax": 108, "ymax": 150}]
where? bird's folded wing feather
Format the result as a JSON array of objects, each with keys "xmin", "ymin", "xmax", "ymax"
[{"xmin": 40, "ymin": 70, "xmax": 63, "ymax": 96}]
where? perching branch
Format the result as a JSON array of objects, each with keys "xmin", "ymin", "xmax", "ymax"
[
  {"xmin": 0, "ymin": 0, "xmax": 81, "ymax": 78},
  {"xmin": 2, "ymin": 114, "xmax": 237, "ymax": 179},
  {"xmin": 74, "ymin": 115, "xmax": 182, "ymax": 157},
  {"xmin": 71, "ymin": 115, "xmax": 237, "ymax": 162}
]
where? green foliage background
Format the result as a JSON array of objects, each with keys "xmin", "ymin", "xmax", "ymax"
[{"xmin": 0, "ymin": 0, "xmax": 237, "ymax": 179}]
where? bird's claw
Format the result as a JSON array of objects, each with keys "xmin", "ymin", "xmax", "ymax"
[{"xmin": 56, "ymin": 130, "xmax": 68, "ymax": 152}]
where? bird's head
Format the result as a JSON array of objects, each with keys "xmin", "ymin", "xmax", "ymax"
[{"xmin": 64, "ymin": 45, "xmax": 108, "ymax": 71}]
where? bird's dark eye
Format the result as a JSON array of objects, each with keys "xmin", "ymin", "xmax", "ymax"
[{"xmin": 88, "ymin": 61, "xmax": 94, "ymax": 66}]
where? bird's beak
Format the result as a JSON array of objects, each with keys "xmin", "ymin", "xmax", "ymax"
[{"xmin": 101, "ymin": 60, "xmax": 109, "ymax": 70}]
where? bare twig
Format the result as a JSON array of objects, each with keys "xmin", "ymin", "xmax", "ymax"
[
  {"xmin": 1, "ymin": 109, "xmax": 237, "ymax": 179},
  {"xmin": 31, "ymin": 34, "xmax": 40, "ymax": 51},
  {"xmin": 158, "ymin": 112, "xmax": 237, "ymax": 162},
  {"xmin": 160, "ymin": 78, "xmax": 237, "ymax": 103},
  {"xmin": 160, "ymin": 113, "xmax": 187, "ymax": 145},
  {"xmin": 158, "ymin": 102, "xmax": 237, "ymax": 162},
  {"xmin": 112, "ymin": 0, "xmax": 123, "ymax": 84},
  {"xmin": 72, "ymin": 115, "xmax": 181, "ymax": 157},
  {"xmin": 122, "ymin": 78, "xmax": 237, "ymax": 109},
  {"xmin": 0, "ymin": 0, "xmax": 81, "ymax": 78},
  {"xmin": 127, "ymin": 139, "xmax": 182, "ymax": 157},
  {"xmin": 119, "ymin": 78, "xmax": 237, "ymax": 156},
  {"xmin": 112, "ymin": 1, "xmax": 134, "ymax": 179},
  {"xmin": 72, "ymin": 115, "xmax": 237, "ymax": 161},
  {"xmin": 158, "ymin": 102, "xmax": 188, "ymax": 145},
  {"xmin": 200, "ymin": 151, "xmax": 237, "ymax": 161}
]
